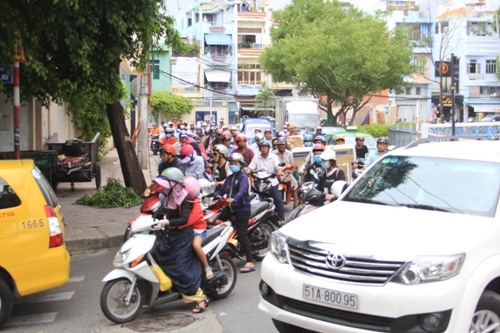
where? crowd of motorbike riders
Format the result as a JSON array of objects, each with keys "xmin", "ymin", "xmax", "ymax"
[{"xmin": 146, "ymin": 118, "xmax": 390, "ymax": 314}]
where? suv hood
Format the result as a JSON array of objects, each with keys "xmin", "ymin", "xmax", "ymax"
[{"xmin": 283, "ymin": 201, "xmax": 493, "ymax": 259}]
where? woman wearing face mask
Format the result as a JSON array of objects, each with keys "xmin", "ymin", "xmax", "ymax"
[
  {"xmin": 213, "ymin": 153, "xmax": 255, "ymax": 273},
  {"xmin": 161, "ymin": 128, "xmax": 177, "ymax": 145},
  {"xmin": 317, "ymin": 149, "xmax": 346, "ymax": 201}
]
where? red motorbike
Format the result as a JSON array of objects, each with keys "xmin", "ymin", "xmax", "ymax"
[
  {"xmin": 123, "ymin": 183, "xmax": 163, "ymax": 241},
  {"xmin": 203, "ymin": 195, "xmax": 280, "ymax": 261}
]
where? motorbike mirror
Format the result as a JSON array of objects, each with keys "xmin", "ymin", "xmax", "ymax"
[
  {"xmin": 331, "ymin": 180, "xmax": 348, "ymax": 198},
  {"xmin": 214, "ymin": 169, "xmax": 220, "ymax": 180}
]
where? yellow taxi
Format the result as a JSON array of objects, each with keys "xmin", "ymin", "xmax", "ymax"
[{"xmin": 0, "ymin": 160, "xmax": 70, "ymax": 327}]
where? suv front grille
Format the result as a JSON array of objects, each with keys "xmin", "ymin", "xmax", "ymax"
[{"xmin": 288, "ymin": 242, "xmax": 406, "ymax": 285}]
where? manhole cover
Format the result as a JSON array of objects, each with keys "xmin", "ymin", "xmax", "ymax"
[{"xmin": 124, "ymin": 313, "xmax": 196, "ymax": 332}]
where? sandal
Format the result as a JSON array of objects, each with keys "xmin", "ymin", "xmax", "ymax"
[
  {"xmin": 205, "ymin": 267, "xmax": 214, "ymax": 279},
  {"xmin": 192, "ymin": 297, "xmax": 209, "ymax": 314}
]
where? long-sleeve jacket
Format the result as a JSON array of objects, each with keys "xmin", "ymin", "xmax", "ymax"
[{"xmin": 214, "ymin": 171, "xmax": 251, "ymax": 212}]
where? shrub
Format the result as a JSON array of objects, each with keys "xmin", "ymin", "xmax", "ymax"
[
  {"xmin": 76, "ymin": 178, "xmax": 143, "ymax": 208},
  {"xmin": 358, "ymin": 124, "xmax": 388, "ymax": 138}
]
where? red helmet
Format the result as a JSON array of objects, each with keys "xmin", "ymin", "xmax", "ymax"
[
  {"xmin": 236, "ymin": 134, "xmax": 247, "ymax": 142},
  {"xmin": 180, "ymin": 144, "xmax": 194, "ymax": 156},
  {"xmin": 221, "ymin": 131, "xmax": 232, "ymax": 140}
]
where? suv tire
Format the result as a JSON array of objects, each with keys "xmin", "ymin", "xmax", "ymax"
[
  {"xmin": 470, "ymin": 290, "xmax": 500, "ymax": 332},
  {"xmin": 0, "ymin": 279, "xmax": 13, "ymax": 328}
]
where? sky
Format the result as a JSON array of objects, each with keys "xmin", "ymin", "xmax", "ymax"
[{"xmin": 164, "ymin": 0, "xmax": 291, "ymax": 17}]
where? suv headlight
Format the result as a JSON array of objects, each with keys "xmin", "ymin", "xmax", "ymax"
[
  {"xmin": 391, "ymin": 254, "xmax": 465, "ymax": 285},
  {"xmin": 113, "ymin": 248, "xmax": 131, "ymax": 267},
  {"xmin": 270, "ymin": 231, "xmax": 289, "ymax": 264}
]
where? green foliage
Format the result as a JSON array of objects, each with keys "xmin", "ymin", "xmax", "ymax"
[
  {"xmin": 260, "ymin": 0, "xmax": 415, "ymax": 126},
  {"xmin": 173, "ymin": 43, "xmax": 200, "ymax": 57},
  {"xmin": 0, "ymin": 0, "xmax": 182, "ymax": 106},
  {"xmin": 75, "ymin": 178, "xmax": 143, "ymax": 208},
  {"xmin": 254, "ymin": 82, "xmax": 274, "ymax": 116},
  {"xmin": 359, "ymin": 124, "xmax": 389, "ymax": 138},
  {"xmin": 150, "ymin": 91, "xmax": 193, "ymax": 119}
]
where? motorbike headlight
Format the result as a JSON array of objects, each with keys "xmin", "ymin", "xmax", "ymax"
[
  {"xmin": 270, "ymin": 231, "xmax": 289, "ymax": 264},
  {"xmin": 113, "ymin": 248, "xmax": 131, "ymax": 267},
  {"xmin": 391, "ymin": 254, "xmax": 465, "ymax": 285}
]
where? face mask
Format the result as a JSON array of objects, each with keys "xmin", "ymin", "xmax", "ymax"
[
  {"xmin": 166, "ymin": 133, "xmax": 171, "ymax": 138},
  {"xmin": 314, "ymin": 155, "xmax": 322, "ymax": 163},
  {"xmin": 320, "ymin": 161, "xmax": 330, "ymax": 170},
  {"xmin": 229, "ymin": 165, "xmax": 241, "ymax": 173},
  {"xmin": 304, "ymin": 141, "xmax": 312, "ymax": 147}
]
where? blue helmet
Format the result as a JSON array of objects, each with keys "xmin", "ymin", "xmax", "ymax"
[
  {"xmin": 258, "ymin": 140, "xmax": 271, "ymax": 147},
  {"xmin": 196, "ymin": 124, "xmax": 202, "ymax": 130},
  {"xmin": 179, "ymin": 130, "xmax": 189, "ymax": 138},
  {"xmin": 314, "ymin": 135, "xmax": 326, "ymax": 144},
  {"xmin": 303, "ymin": 134, "xmax": 313, "ymax": 141}
]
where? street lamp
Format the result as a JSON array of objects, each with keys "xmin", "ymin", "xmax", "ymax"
[{"xmin": 450, "ymin": 53, "xmax": 456, "ymax": 136}]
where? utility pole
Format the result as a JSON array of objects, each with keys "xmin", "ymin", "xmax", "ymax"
[
  {"xmin": 450, "ymin": 53, "xmax": 456, "ymax": 136},
  {"xmin": 138, "ymin": 74, "xmax": 149, "ymax": 169}
]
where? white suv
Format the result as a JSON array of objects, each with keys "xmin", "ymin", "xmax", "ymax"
[{"xmin": 259, "ymin": 139, "xmax": 500, "ymax": 333}]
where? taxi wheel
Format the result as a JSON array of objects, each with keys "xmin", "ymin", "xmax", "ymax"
[{"xmin": 0, "ymin": 279, "xmax": 13, "ymax": 328}]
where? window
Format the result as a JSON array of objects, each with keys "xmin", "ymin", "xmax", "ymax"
[
  {"xmin": 486, "ymin": 60, "xmax": 496, "ymax": 74},
  {"xmin": 442, "ymin": 22, "xmax": 449, "ymax": 34},
  {"xmin": 187, "ymin": 18, "xmax": 192, "ymax": 27},
  {"xmin": 405, "ymin": 87, "xmax": 412, "ymax": 95},
  {"xmin": 467, "ymin": 60, "xmax": 480, "ymax": 74},
  {"xmin": 238, "ymin": 64, "xmax": 263, "ymax": 85},
  {"xmin": 416, "ymin": 87, "xmax": 421, "ymax": 95},
  {"xmin": 207, "ymin": 45, "xmax": 230, "ymax": 57},
  {"xmin": 210, "ymin": 82, "xmax": 229, "ymax": 91},
  {"xmin": 0, "ymin": 178, "xmax": 21, "ymax": 209},
  {"xmin": 150, "ymin": 60, "xmax": 160, "ymax": 80},
  {"xmin": 479, "ymin": 86, "xmax": 500, "ymax": 96},
  {"xmin": 414, "ymin": 56, "xmax": 426, "ymax": 72}
]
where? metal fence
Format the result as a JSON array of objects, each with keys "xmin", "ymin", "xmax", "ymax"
[{"xmin": 388, "ymin": 125, "xmax": 421, "ymax": 147}]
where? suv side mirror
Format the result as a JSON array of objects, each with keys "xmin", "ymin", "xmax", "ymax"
[{"xmin": 331, "ymin": 181, "xmax": 348, "ymax": 198}]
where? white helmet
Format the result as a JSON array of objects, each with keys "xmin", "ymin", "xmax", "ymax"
[
  {"xmin": 320, "ymin": 149, "xmax": 336, "ymax": 161},
  {"xmin": 213, "ymin": 144, "xmax": 229, "ymax": 158},
  {"xmin": 254, "ymin": 133, "xmax": 264, "ymax": 142}
]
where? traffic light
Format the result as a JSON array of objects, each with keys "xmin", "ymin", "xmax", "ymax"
[{"xmin": 451, "ymin": 55, "xmax": 459, "ymax": 93}]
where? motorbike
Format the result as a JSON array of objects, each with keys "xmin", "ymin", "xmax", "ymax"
[
  {"xmin": 287, "ymin": 179, "xmax": 338, "ymax": 224},
  {"xmin": 100, "ymin": 210, "xmax": 238, "ymax": 324},
  {"xmin": 353, "ymin": 158, "xmax": 365, "ymax": 180},
  {"xmin": 124, "ymin": 182, "xmax": 163, "ymax": 241},
  {"xmin": 251, "ymin": 170, "xmax": 276, "ymax": 200},
  {"xmin": 277, "ymin": 163, "xmax": 296, "ymax": 206},
  {"xmin": 151, "ymin": 134, "xmax": 161, "ymax": 155},
  {"xmin": 204, "ymin": 195, "xmax": 280, "ymax": 261}
]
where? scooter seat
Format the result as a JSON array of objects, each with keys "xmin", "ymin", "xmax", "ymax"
[
  {"xmin": 250, "ymin": 201, "xmax": 269, "ymax": 218},
  {"xmin": 202, "ymin": 225, "xmax": 223, "ymax": 247}
]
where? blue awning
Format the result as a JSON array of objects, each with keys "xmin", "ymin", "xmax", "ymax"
[{"xmin": 205, "ymin": 34, "xmax": 232, "ymax": 45}]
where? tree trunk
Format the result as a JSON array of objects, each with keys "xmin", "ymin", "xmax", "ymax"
[{"xmin": 106, "ymin": 57, "xmax": 147, "ymax": 194}]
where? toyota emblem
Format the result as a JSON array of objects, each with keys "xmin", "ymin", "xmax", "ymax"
[{"xmin": 325, "ymin": 253, "xmax": 346, "ymax": 270}]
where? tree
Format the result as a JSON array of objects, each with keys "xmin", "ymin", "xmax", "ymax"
[
  {"xmin": 260, "ymin": 0, "xmax": 415, "ymax": 125},
  {"xmin": 150, "ymin": 91, "xmax": 193, "ymax": 119},
  {"xmin": 253, "ymin": 82, "xmax": 274, "ymax": 116},
  {"xmin": 0, "ymin": 0, "xmax": 183, "ymax": 194}
]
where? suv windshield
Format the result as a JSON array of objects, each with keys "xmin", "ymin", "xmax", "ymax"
[
  {"xmin": 288, "ymin": 114, "xmax": 318, "ymax": 129},
  {"xmin": 344, "ymin": 156, "xmax": 500, "ymax": 217}
]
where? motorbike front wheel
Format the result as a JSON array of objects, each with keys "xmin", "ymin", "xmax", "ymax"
[
  {"xmin": 207, "ymin": 254, "xmax": 238, "ymax": 300},
  {"xmin": 100, "ymin": 278, "xmax": 144, "ymax": 324},
  {"xmin": 253, "ymin": 221, "xmax": 278, "ymax": 261}
]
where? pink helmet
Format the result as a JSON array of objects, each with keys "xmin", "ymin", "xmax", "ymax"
[{"xmin": 183, "ymin": 176, "xmax": 201, "ymax": 198}]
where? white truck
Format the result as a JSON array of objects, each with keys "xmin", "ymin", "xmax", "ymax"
[{"xmin": 275, "ymin": 97, "xmax": 320, "ymax": 133}]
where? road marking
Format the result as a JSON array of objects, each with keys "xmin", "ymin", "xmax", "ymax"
[
  {"xmin": 68, "ymin": 275, "xmax": 84, "ymax": 283},
  {"xmin": 16, "ymin": 291, "xmax": 75, "ymax": 304},
  {"xmin": 4, "ymin": 312, "xmax": 58, "ymax": 327}
]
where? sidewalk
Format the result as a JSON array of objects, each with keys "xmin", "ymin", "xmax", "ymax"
[{"xmin": 57, "ymin": 149, "xmax": 159, "ymax": 253}]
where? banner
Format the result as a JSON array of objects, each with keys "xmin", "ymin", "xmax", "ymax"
[{"xmin": 171, "ymin": 57, "xmax": 199, "ymax": 91}]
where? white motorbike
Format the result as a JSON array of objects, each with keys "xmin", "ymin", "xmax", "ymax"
[{"xmin": 100, "ymin": 213, "xmax": 238, "ymax": 324}]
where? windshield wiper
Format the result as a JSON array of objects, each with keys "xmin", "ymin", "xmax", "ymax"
[
  {"xmin": 399, "ymin": 203, "xmax": 462, "ymax": 214},
  {"xmin": 344, "ymin": 197, "xmax": 397, "ymax": 206}
]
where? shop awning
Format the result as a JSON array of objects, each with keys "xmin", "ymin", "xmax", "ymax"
[
  {"xmin": 204, "ymin": 34, "xmax": 232, "ymax": 45},
  {"xmin": 241, "ymin": 107, "xmax": 275, "ymax": 111},
  {"xmin": 205, "ymin": 69, "xmax": 231, "ymax": 82},
  {"xmin": 468, "ymin": 104, "xmax": 500, "ymax": 113}
]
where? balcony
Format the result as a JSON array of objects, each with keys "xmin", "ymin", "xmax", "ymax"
[
  {"xmin": 237, "ymin": 11, "xmax": 266, "ymax": 19},
  {"xmin": 469, "ymin": 73, "xmax": 485, "ymax": 80},
  {"xmin": 238, "ymin": 43, "xmax": 267, "ymax": 55},
  {"xmin": 203, "ymin": 53, "xmax": 233, "ymax": 65}
]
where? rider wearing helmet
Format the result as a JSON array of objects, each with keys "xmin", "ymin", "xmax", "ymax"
[
  {"xmin": 264, "ymin": 128, "xmax": 273, "ymax": 146},
  {"xmin": 204, "ymin": 125, "xmax": 218, "ymax": 151},
  {"xmin": 334, "ymin": 134, "xmax": 345, "ymax": 145},
  {"xmin": 161, "ymin": 127, "xmax": 177, "ymax": 146},
  {"xmin": 214, "ymin": 153, "xmax": 255, "ymax": 273},
  {"xmin": 179, "ymin": 144, "xmax": 205, "ymax": 179},
  {"xmin": 249, "ymin": 133, "xmax": 264, "ymax": 156},
  {"xmin": 313, "ymin": 135, "xmax": 327, "ymax": 146},
  {"xmin": 153, "ymin": 168, "xmax": 210, "ymax": 313},
  {"xmin": 247, "ymin": 140, "xmax": 286, "ymax": 225},
  {"xmin": 299, "ymin": 141, "xmax": 325, "ymax": 178},
  {"xmin": 365, "ymin": 136, "xmax": 389, "ymax": 168},
  {"xmin": 233, "ymin": 133, "xmax": 254, "ymax": 165},
  {"xmin": 159, "ymin": 144, "xmax": 181, "ymax": 176},
  {"xmin": 312, "ymin": 126, "xmax": 325, "ymax": 139},
  {"xmin": 318, "ymin": 149, "xmax": 346, "ymax": 200},
  {"xmin": 303, "ymin": 133, "xmax": 313, "ymax": 147},
  {"xmin": 273, "ymin": 138, "xmax": 300, "ymax": 208},
  {"xmin": 212, "ymin": 144, "xmax": 232, "ymax": 187},
  {"xmin": 220, "ymin": 130, "xmax": 235, "ymax": 154}
]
